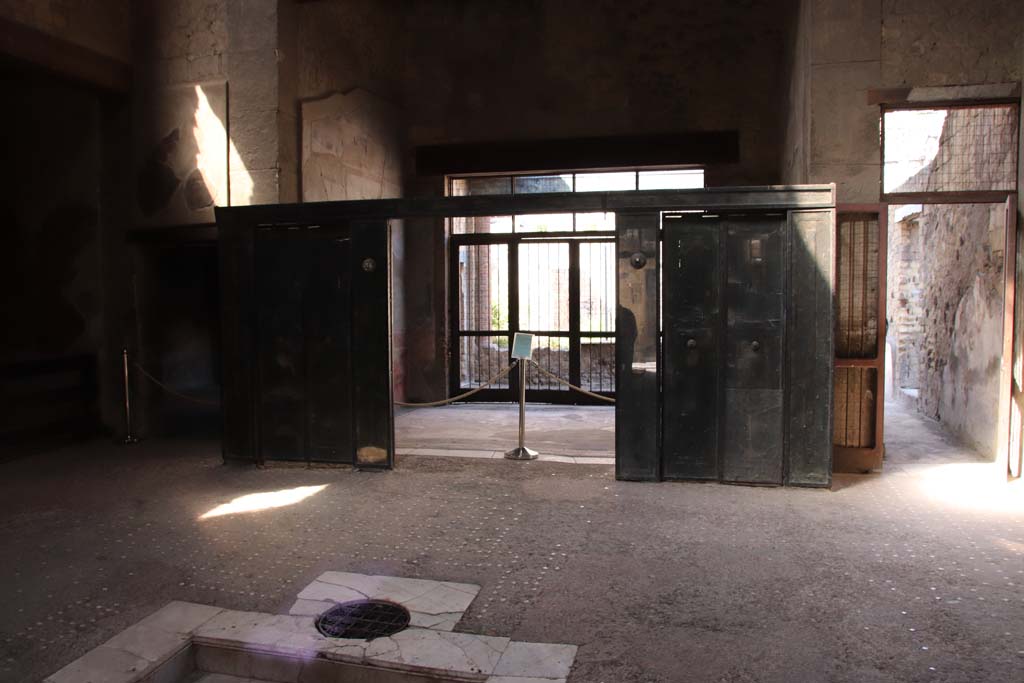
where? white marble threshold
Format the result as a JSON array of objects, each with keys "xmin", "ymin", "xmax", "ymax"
[{"xmin": 45, "ymin": 572, "xmax": 577, "ymax": 683}]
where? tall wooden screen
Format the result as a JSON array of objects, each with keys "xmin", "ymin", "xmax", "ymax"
[{"xmin": 833, "ymin": 207, "xmax": 887, "ymax": 473}]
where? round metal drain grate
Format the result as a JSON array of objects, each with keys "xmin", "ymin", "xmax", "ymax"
[{"xmin": 315, "ymin": 599, "xmax": 411, "ymax": 640}]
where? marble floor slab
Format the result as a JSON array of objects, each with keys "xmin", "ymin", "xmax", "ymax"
[
  {"xmin": 291, "ymin": 571, "xmax": 480, "ymax": 633},
  {"xmin": 45, "ymin": 573, "xmax": 577, "ymax": 683}
]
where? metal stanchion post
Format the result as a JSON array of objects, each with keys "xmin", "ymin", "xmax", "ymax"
[
  {"xmin": 122, "ymin": 347, "xmax": 139, "ymax": 445},
  {"xmin": 504, "ymin": 360, "xmax": 538, "ymax": 460}
]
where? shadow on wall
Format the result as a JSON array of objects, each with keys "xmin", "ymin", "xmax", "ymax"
[
  {"xmin": 134, "ymin": 83, "xmax": 252, "ymax": 224},
  {"xmin": 0, "ymin": 204, "xmax": 97, "ymax": 358},
  {"xmin": 0, "ymin": 75, "xmax": 104, "ymax": 363},
  {"xmin": 129, "ymin": 82, "xmax": 253, "ymax": 436}
]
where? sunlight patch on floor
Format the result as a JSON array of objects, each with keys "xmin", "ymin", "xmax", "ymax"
[
  {"xmin": 199, "ymin": 484, "xmax": 328, "ymax": 519},
  {"xmin": 914, "ymin": 462, "xmax": 1024, "ymax": 513}
]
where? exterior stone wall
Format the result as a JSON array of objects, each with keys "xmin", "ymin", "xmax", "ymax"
[
  {"xmin": 886, "ymin": 211, "xmax": 924, "ymax": 390},
  {"xmin": 883, "ymin": 103, "xmax": 1014, "ymax": 458},
  {"xmin": 890, "ymin": 202, "xmax": 1005, "ymax": 457}
]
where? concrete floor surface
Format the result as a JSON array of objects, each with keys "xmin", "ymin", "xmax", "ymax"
[{"xmin": 1, "ymin": 401, "xmax": 1022, "ymax": 682}]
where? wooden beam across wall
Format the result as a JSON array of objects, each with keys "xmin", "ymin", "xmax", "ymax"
[
  {"xmin": 217, "ymin": 185, "xmax": 835, "ymax": 225},
  {"xmin": 415, "ymin": 131, "xmax": 740, "ymax": 176},
  {"xmin": 0, "ymin": 17, "xmax": 131, "ymax": 92}
]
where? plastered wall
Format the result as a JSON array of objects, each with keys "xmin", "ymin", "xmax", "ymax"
[{"xmin": 786, "ymin": 0, "xmax": 1023, "ymax": 201}]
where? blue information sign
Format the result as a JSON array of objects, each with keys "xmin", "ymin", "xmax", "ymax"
[{"xmin": 510, "ymin": 332, "xmax": 534, "ymax": 360}]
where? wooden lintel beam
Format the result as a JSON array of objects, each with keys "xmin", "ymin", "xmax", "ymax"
[
  {"xmin": 416, "ymin": 131, "xmax": 740, "ymax": 176},
  {"xmin": 0, "ymin": 17, "xmax": 131, "ymax": 92}
]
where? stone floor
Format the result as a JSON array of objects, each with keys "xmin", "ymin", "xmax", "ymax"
[
  {"xmin": 2, "ymin": 400, "xmax": 1022, "ymax": 682},
  {"xmin": 396, "ymin": 403, "xmax": 615, "ymax": 458}
]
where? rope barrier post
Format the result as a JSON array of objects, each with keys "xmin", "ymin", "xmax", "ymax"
[
  {"xmin": 122, "ymin": 347, "xmax": 139, "ymax": 445},
  {"xmin": 505, "ymin": 337, "xmax": 538, "ymax": 460}
]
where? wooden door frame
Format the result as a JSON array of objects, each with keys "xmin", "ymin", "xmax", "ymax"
[
  {"xmin": 999, "ymin": 193, "xmax": 1019, "ymax": 479},
  {"xmin": 841, "ymin": 196, "xmax": 1019, "ymax": 478},
  {"xmin": 833, "ymin": 204, "xmax": 888, "ymax": 473}
]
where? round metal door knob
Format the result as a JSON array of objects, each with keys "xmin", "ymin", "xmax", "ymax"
[
  {"xmin": 361, "ymin": 257, "xmax": 377, "ymax": 272},
  {"xmin": 751, "ymin": 340, "xmax": 761, "ymax": 352},
  {"xmin": 629, "ymin": 252, "xmax": 647, "ymax": 269},
  {"xmin": 687, "ymin": 338, "xmax": 697, "ymax": 349}
]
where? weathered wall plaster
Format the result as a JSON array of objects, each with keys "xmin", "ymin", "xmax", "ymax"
[
  {"xmin": 781, "ymin": 0, "xmax": 811, "ymax": 184},
  {"xmin": 134, "ymin": 0, "xmax": 299, "ymax": 212},
  {"xmin": 931, "ymin": 203, "xmax": 1002, "ymax": 457},
  {"xmin": 941, "ymin": 262, "xmax": 1004, "ymax": 458},
  {"xmin": 133, "ymin": 81, "xmax": 228, "ymax": 226},
  {"xmin": 880, "ymin": 0, "xmax": 1023, "ymax": 88},
  {"xmin": 886, "ymin": 211, "xmax": 924, "ymax": 390},
  {"xmin": 301, "ymin": 89, "xmax": 402, "ymax": 202},
  {"xmin": 796, "ymin": 0, "xmax": 1023, "ymax": 203},
  {"xmin": 806, "ymin": 0, "xmax": 883, "ymax": 202}
]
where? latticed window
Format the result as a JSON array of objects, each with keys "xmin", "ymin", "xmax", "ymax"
[{"xmin": 882, "ymin": 103, "xmax": 1019, "ymax": 200}]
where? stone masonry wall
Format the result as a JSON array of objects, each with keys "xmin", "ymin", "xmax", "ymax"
[
  {"xmin": 886, "ymin": 212, "xmax": 924, "ymax": 390},
  {"xmin": 904, "ymin": 203, "xmax": 1004, "ymax": 457},
  {"xmin": 134, "ymin": 0, "xmax": 298, "ymax": 214}
]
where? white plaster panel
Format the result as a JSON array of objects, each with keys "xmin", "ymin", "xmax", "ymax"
[{"xmin": 301, "ymin": 89, "xmax": 403, "ymax": 202}]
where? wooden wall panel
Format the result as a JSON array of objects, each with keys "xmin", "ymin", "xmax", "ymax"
[
  {"xmin": 834, "ymin": 207, "xmax": 887, "ymax": 473},
  {"xmin": 836, "ymin": 215, "xmax": 879, "ymax": 358},
  {"xmin": 833, "ymin": 367, "xmax": 877, "ymax": 448},
  {"xmin": 216, "ymin": 210, "xmax": 257, "ymax": 462}
]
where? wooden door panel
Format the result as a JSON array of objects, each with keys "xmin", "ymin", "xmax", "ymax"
[
  {"xmin": 722, "ymin": 217, "xmax": 785, "ymax": 484},
  {"xmin": 255, "ymin": 237, "xmax": 309, "ymax": 462},
  {"xmin": 1004, "ymin": 195, "xmax": 1021, "ymax": 479},
  {"xmin": 662, "ymin": 218, "xmax": 720, "ymax": 480}
]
